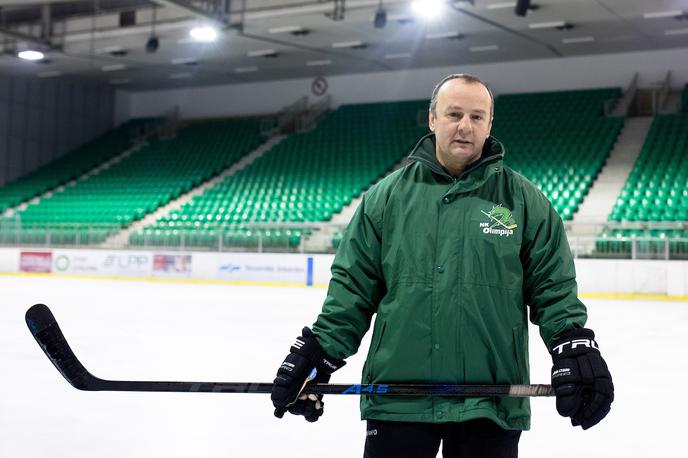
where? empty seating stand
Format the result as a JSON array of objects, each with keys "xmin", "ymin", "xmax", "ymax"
[
  {"xmin": 491, "ymin": 88, "xmax": 623, "ymax": 221},
  {"xmin": 132, "ymin": 100, "xmax": 428, "ymax": 250},
  {"xmin": 4, "ymin": 118, "xmax": 264, "ymax": 246},
  {"xmin": 0, "ymin": 120, "xmax": 147, "ymax": 214},
  {"xmin": 597, "ymin": 113, "xmax": 688, "ymax": 258}
]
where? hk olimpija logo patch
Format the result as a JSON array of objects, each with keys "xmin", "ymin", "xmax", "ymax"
[{"xmin": 479, "ymin": 204, "xmax": 517, "ymax": 237}]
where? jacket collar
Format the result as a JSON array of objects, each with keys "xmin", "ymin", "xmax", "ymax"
[{"xmin": 407, "ymin": 133, "xmax": 505, "ymax": 183}]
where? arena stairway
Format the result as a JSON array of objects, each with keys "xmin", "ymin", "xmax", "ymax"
[
  {"xmin": 572, "ymin": 117, "xmax": 653, "ymax": 230},
  {"xmin": 306, "ymin": 154, "xmax": 411, "ymax": 252},
  {"xmin": 131, "ymin": 100, "xmax": 428, "ymax": 251},
  {"xmin": 595, "ymin": 113, "xmax": 688, "ymax": 258},
  {"xmin": 105, "ymin": 134, "xmax": 286, "ymax": 248},
  {"xmin": 492, "ymin": 87, "xmax": 624, "ymax": 221}
]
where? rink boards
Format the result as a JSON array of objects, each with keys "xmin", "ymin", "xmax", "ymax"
[{"xmin": 0, "ymin": 247, "xmax": 687, "ymax": 298}]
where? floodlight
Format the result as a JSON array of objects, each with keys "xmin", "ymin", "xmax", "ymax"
[
  {"xmin": 190, "ymin": 26, "xmax": 218, "ymax": 42},
  {"xmin": 411, "ymin": 0, "xmax": 444, "ymax": 20},
  {"xmin": 18, "ymin": 50, "xmax": 44, "ymax": 61}
]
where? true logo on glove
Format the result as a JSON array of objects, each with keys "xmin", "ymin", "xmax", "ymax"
[{"xmin": 551, "ymin": 338, "xmax": 598, "ymax": 355}]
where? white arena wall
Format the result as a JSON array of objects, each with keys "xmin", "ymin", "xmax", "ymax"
[
  {"xmin": 0, "ymin": 248, "xmax": 686, "ymax": 299},
  {"xmin": 116, "ymin": 47, "xmax": 688, "ymax": 123}
]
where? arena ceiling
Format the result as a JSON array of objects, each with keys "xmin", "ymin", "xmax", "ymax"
[{"xmin": 0, "ymin": 0, "xmax": 686, "ymax": 90}]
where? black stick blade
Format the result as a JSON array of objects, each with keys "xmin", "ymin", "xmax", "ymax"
[
  {"xmin": 25, "ymin": 303, "xmax": 57, "ymax": 335},
  {"xmin": 25, "ymin": 304, "xmax": 100, "ymax": 390}
]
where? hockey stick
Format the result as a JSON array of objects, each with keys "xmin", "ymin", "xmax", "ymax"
[{"xmin": 25, "ymin": 304, "xmax": 554, "ymax": 397}]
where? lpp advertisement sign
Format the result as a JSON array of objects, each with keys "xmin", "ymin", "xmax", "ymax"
[{"xmin": 49, "ymin": 250, "xmax": 152, "ymax": 277}]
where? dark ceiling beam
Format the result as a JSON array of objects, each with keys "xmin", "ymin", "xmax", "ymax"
[
  {"xmin": 450, "ymin": 3, "xmax": 562, "ymax": 57},
  {"xmin": 151, "ymin": 0, "xmax": 231, "ymax": 28},
  {"xmin": 40, "ymin": 4, "xmax": 52, "ymax": 42},
  {"xmin": 0, "ymin": 25, "xmax": 58, "ymax": 50}
]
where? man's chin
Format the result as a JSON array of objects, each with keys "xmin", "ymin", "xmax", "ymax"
[{"xmin": 450, "ymin": 146, "xmax": 479, "ymax": 158}]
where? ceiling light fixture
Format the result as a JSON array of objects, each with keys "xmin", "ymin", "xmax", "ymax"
[
  {"xmin": 145, "ymin": 36, "xmax": 159, "ymax": 53},
  {"xmin": 410, "ymin": 0, "xmax": 444, "ymax": 20},
  {"xmin": 515, "ymin": 0, "xmax": 531, "ymax": 16},
  {"xmin": 374, "ymin": 0, "xmax": 387, "ymax": 29},
  {"xmin": 486, "ymin": 2, "xmax": 516, "ymax": 9},
  {"xmin": 190, "ymin": 26, "xmax": 217, "ymax": 42},
  {"xmin": 306, "ymin": 59, "xmax": 333, "ymax": 66},
  {"xmin": 38, "ymin": 71, "xmax": 62, "ymax": 78},
  {"xmin": 268, "ymin": 25, "xmax": 305, "ymax": 34},
  {"xmin": 247, "ymin": 49, "xmax": 278, "ymax": 57},
  {"xmin": 332, "ymin": 40, "xmax": 366, "ymax": 48},
  {"xmin": 562, "ymin": 36, "xmax": 594, "ymax": 44},
  {"xmin": 171, "ymin": 57, "xmax": 197, "ymax": 65},
  {"xmin": 97, "ymin": 45, "xmax": 124, "ymax": 54},
  {"xmin": 665, "ymin": 28, "xmax": 688, "ymax": 35},
  {"xmin": 235, "ymin": 66, "xmax": 258, "ymax": 73},
  {"xmin": 528, "ymin": 21, "xmax": 566, "ymax": 29},
  {"xmin": 425, "ymin": 31, "xmax": 463, "ymax": 40},
  {"xmin": 469, "ymin": 45, "xmax": 499, "ymax": 52},
  {"xmin": 384, "ymin": 52, "xmax": 411, "ymax": 59},
  {"xmin": 101, "ymin": 64, "xmax": 127, "ymax": 72},
  {"xmin": 643, "ymin": 10, "xmax": 683, "ymax": 19},
  {"xmin": 146, "ymin": 5, "xmax": 159, "ymax": 53},
  {"xmin": 18, "ymin": 50, "xmax": 44, "ymax": 61}
]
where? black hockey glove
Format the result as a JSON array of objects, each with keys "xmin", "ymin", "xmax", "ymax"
[
  {"xmin": 550, "ymin": 328, "xmax": 614, "ymax": 430},
  {"xmin": 271, "ymin": 327, "xmax": 345, "ymax": 422}
]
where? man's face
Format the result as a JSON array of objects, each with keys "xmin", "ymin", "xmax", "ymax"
[{"xmin": 428, "ymin": 79, "xmax": 493, "ymax": 177}]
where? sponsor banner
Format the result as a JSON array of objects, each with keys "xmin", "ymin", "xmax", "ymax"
[
  {"xmin": 51, "ymin": 250, "xmax": 152, "ymax": 277},
  {"xmin": 153, "ymin": 254, "xmax": 192, "ymax": 278},
  {"xmin": 216, "ymin": 254, "xmax": 308, "ymax": 284},
  {"xmin": 20, "ymin": 251, "xmax": 53, "ymax": 273},
  {"xmin": 100, "ymin": 252, "xmax": 151, "ymax": 277}
]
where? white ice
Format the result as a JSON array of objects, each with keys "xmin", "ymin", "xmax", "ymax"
[{"xmin": 0, "ymin": 275, "xmax": 685, "ymax": 458}]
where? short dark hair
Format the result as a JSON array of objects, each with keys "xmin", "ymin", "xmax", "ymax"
[{"xmin": 429, "ymin": 73, "xmax": 494, "ymax": 119}]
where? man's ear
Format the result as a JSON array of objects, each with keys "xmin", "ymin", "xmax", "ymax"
[{"xmin": 428, "ymin": 111, "xmax": 435, "ymax": 132}]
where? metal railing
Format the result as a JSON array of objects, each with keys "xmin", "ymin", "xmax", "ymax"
[
  {"xmin": 278, "ymin": 96, "xmax": 308, "ymax": 133},
  {"xmin": 568, "ymin": 235, "xmax": 688, "ymax": 260},
  {"xmin": 296, "ymin": 95, "xmax": 331, "ymax": 132},
  {"xmin": 608, "ymin": 73, "xmax": 638, "ymax": 117},
  {"xmin": 656, "ymin": 71, "xmax": 672, "ymax": 113},
  {"xmin": 1, "ymin": 220, "xmax": 687, "ymax": 259}
]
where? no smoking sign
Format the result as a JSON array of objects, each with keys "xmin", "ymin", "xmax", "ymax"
[{"xmin": 311, "ymin": 76, "xmax": 328, "ymax": 96}]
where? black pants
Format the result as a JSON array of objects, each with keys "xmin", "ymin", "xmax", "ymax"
[{"xmin": 363, "ymin": 419, "xmax": 521, "ymax": 458}]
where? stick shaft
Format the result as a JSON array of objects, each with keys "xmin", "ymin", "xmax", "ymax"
[
  {"xmin": 88, "ymin": 380, "xmax": 554, "ymax": 397},
  {"xmin": 25, "ymin": 304, "xmax": 554, "ymax": 397}
]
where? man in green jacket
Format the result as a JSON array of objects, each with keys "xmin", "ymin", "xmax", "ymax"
[{"xmin": 271, "ymin": 74, "xmax": 613, "ymax": 457}]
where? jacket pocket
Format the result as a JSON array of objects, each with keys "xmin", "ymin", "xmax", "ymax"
[
  {"xmin": 512, "ymin": 327, "xmax": 526, "ymax": 384},
  {"xmin": 368, "ymin": 320, "xmax": 387, "ymax": 382}
]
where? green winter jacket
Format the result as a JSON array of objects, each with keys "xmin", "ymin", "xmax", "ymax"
[{"xmin": 312, "ymin": 133, "xmax": 587, "ymax": 430}]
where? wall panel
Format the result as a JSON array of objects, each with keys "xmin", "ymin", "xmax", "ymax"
[
  {"xmin": 120, "ymin": 47, "xmax": 688, "ymax": 121},
  {"xmin": 0, "ymin": 76, "xmax": 115, "ymax": 188}
]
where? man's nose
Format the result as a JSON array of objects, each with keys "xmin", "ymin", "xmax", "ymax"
[{"xmin": 457, "ymin": 115, "xmax": 472, "ymax": 134}]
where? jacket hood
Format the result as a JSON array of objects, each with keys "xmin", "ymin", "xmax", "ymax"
[{"xmin": 407, "ymin": 133, "xmax": 505, "ymax": 181}]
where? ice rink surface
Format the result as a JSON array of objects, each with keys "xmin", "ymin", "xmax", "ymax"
[{"xmin": 1, "ymin": 274, "xmax": 685, "ymax": 458}]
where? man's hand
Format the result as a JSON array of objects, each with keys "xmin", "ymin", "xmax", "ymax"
[
  {"xmin": 550, "ymin": 328, "xmax": 614, "ymax": 430},
  {"xmin": 271, "ymin": 327, "xmax": 345, "ymax": 422}
]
